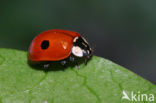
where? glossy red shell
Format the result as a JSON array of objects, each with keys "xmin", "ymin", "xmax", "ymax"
[{"xmin": 28, "ymin": 29, "xmax": 80, "ymax": 62}]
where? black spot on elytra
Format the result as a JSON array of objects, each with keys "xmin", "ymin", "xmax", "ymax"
[{"xmin": 41, "ymin": 40, "xmax": 49, "ymax": 50}]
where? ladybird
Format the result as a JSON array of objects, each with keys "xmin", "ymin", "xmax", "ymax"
[{"xmin": 28, "ymin": 29, "xmax": 92, "ymax": 68}]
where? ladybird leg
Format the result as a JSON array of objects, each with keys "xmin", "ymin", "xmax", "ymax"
[
  {"xmin": 75, "ymin": 62, "xmax": 80, "ymax": 69},
  {"xmin": 61, "ymin": 60, "xmax": 67, "ymax": 66},
  {"xmin": 44, "ymin": 63, "xmax": 50, "ymax": 68},
  {"xmin": 70, "ymin": 55, "xmax": 75, "ymax": 62},
  {"xmin": 84, "ymin": 58, "xmax": 88, "ymax": 65}
]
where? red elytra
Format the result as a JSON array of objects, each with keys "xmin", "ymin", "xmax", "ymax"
[{"xmin": 28, "ymin": 29, "xmax": 81, "ymax": 62}]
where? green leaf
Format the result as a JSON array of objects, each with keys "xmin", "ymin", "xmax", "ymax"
[{"xmin": 0, "ymin": 48, "xmax": 155, "ymax": 103}]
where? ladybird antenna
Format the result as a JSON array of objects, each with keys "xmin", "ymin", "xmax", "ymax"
[{"xmin": 90, "ymin": 43, "xmax": 96, "ymax": 55}]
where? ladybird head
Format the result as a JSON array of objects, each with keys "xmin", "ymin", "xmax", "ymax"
[{"xmin": 72, "ymin": 36, "xmax": 92, "ymax": 59}]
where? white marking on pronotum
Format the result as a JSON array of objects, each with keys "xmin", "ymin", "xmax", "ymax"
[
  {"xmin": 72, "ymin": 46, "xmax": 83, "ymax": 57},
  {"xmin": 81, "ymin": 37, "xmax": 89, "ymax": 44},
  {"xmin": 87, "ymin": 50, "xmax": 90, "ymax": 54},
  {"xmin": 82, "ymin": 42, "xmax": 88, "ymax": 47},
  {"xmin": 73, "ymin": 37, "xmax": 79, "ymax": 42}
]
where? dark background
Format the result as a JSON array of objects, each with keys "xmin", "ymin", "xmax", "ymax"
[{"xmin": 0, "ymin": 0, "xmax": 155, "ymax": 84}]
